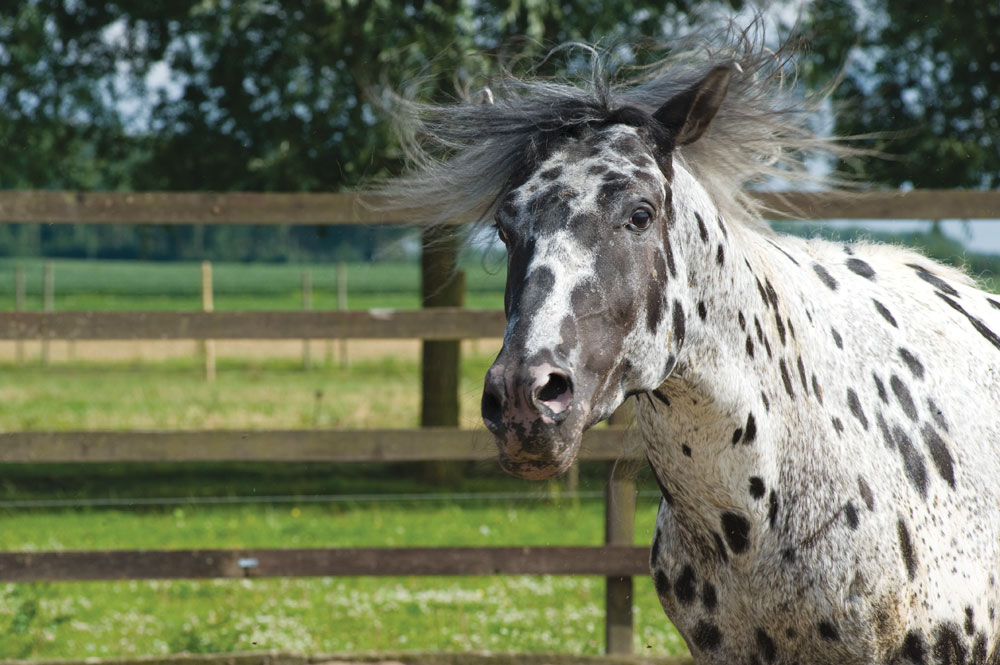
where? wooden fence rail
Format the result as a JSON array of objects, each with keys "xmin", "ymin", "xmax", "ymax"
[
  {"xmin": 0, "ymin": 189, "xmax": 998, "ymax": 225},
  {"xmin": 0, "ymin": 546, "xmax": 650, "ymax": 583},
  {"xmin": 2, "ymin": 188, "xmax": 996, "ymax": 656},
  {"xmin": 0, "ymin": 428, "xmax": 634, "ymax": 464},
  {"xmin": 0, "ymin": 309, "xmax": 506, "ymax": 340}
]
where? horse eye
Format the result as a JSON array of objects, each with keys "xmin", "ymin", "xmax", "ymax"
[
  {"xmin": 628, "ymin": 208, "xmax": 652, "ymax": 231},
  {"xmin": 496, "ymin": 225, "xmax": 509, "ymax": 245}
]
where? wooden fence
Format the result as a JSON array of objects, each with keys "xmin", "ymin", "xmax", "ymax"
[{"xmin": 0, "ymin": 189, "xmax": 997, "ymax": 656}]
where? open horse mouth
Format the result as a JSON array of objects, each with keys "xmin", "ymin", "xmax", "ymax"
[{"xmin": 481, "ymin": 360, "xmax": 591, "ymax": 479}]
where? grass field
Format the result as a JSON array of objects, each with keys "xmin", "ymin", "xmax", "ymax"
[
  {"xmin": 0, "ymin": 352, "xmax": 686, "ymax": 660},
  {"xmin": 0, "ymin": 257, "xmax": 507, "ymax": 311}
]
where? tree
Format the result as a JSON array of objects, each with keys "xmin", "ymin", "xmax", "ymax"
[
  {"xmin": 804, "ymin": 0, "xmax": 1000, "ymax": 188},
  {"xmin": 1, "ymin": 0, "xmax": 746, "ymax": 260}
]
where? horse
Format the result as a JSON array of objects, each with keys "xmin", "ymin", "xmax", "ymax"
[{"xmin": 381, "ymin": 24, "xmax": 1000, "ymax": 665}]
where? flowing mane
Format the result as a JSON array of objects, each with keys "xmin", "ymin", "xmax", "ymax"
[{"xmin": 378, "ymin": 20, "xmax": 850, "ymax": 230}]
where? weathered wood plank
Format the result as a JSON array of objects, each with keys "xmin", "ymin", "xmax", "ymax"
[
  {"xmin": 0, "ymin": 190, "xmax": 997, "ymax": 225},
  {"xmin": 0, "ymin": 428, "xmax": 634, "ymax": 463},
  {"xmin": 0, "ymin": 191, "xmax": 406, "ymax": 225},
  {"xmin": 0, "ymin": 546, "xmax": 651, "ymax": 582},
  {"xmin": 754, "ymin": 189, "xmax": 1000, "ymax": 221},
  {"xmin": 0, "ymin": 309, "xmax": 506, "ymax": 340}
]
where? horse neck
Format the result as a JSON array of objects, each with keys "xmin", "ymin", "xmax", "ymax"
[{"xmin": 638, "ymin": 166, "xmax": 797, "ymax": 535}]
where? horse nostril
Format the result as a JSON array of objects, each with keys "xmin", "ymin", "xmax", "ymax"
[
  {"xmin": 481, "ymin": 385, "xmax": 503, "ymax": 429},
  {"xmin": 537, "ymin": 372, "xmax": 571, "ymax": 403}
]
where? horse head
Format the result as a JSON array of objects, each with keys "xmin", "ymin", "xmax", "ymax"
[{"xmin": 481, "ymin": 66, "xmax": 735, "ymax": 479}]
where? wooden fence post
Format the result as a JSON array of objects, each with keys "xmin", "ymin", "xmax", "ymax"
[
  {"xmin": 302, "ymin": 270, "xmax": 312, "ymax": 370},
  {"xmin": 420, "ymin": 226, "xmax": 465, "ymax": 486},
  {"xmin": 14, "ymin": 265, "xmax": 25, "ymax": 363},
  {"xmin": 201, "ymin": 261, "xmax": 215, "ymax": 382},
  {"xmin": 42, "ymin": 261, "xmax": 53, "ymax": 365},
  {"xmin": 605, "ymin": 402, "xmax": 636, "ymax": 655},
  {"xmin": 336, "ymin": 262, "xmax": 348, "ymax": 368}
]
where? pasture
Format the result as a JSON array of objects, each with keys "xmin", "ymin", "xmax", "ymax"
[
  {"xmin": 0, "ymin": 350, "xmax": 684, "ymax": 659},
  {"xmin": 1, "ymin": 230, "xmax": 997, "ymax": 661}
]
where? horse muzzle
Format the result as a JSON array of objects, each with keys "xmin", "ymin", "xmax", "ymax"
[{"xmin": 481, "ymin": 359, "xmax": 589, "ymax": 479}]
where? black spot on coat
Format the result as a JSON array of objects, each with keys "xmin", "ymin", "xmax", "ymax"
[
  {"xmin": 756, "ymin": 629, "xmax": 778, "ymax": 663},
  {"xmin": 743, "ymin": 413, "xmax": 757, "ymax": 444},
  {"xmin": 901, "ymin": 629, "xmax": 926, "ymax": 664},
  {"xmin": 691, "ymin": 621, "xmax": 722, "ymax": 651},
  {"xmin": 936, "ymin": 290, "xmax": 1000, "ymax": 351},
  {"xmin": 832, "ymin": 327, "xmax": 843, "ymax": 349},
  {"xmin": 675, "ymin": 565, "xmax": 697, "ymax": 604},
  {"xmin": 811, "ymin": 374, "xmax": 824, "ymax": 404},
  {"xmin": 818, "ymin": 621, "xmax": 841, "ymax": 641},
  {"xmin": 697, "ymin": 301, "xmax": 707, "ymax": 321},
  {"xmin": 933, "ymin": 623, "xmax": 967, "ymax": 665},
  {"xmin": 774, "ymin": 312, "xmax": 787, "ymax": 345},
  {"xmin": 895, "ymin": 425, "xmax": 928, "ymax": 498},
  {"xmin": 858, "ymin": 476, "xmax": 875, "ymax": 511},
  {"xmin": 921, "ymin": 424, "xmax": 956, "ymax": 489},
  {"xmin": 846, "ymin": 257, "xmax": 876, "ymax": 279},
  {"xmin": 873, "ymin": 299, "xmax": 899, "ymax": 327},
  {"xmin": 765, "ymin": 280, "xmax": 780, "ymax": 310},
  {"xmin": 897, "ymin": 518, "xmax": 918, "ymax": 581},
  {"xmin": 844, "ymin": 501, "xmax": 859, "ymax": 529},
  {"xmin": 909, "ymin": 263, "xmax": 960, "ymax": 297},
  {"xmin": 890, "ymin": 375, "xmax": 918, "ymax": 421},
  {"xmin": 812, "ymin": 263, "xmax": 838, "ymax": 290},
  {"xmin": 873, "ymin": 373, "xmax": 888, "ymax": 403},
  {"xmin": 653, "ymin": 569, "xmax": 671, "ymax": 598},
  {"xmin": 701, "ymin": 582, "xmax": 718, "ymax": 612},
  {"xmin": 898, "ymin": 347, "xmax": 925, "ymax": 379},
  {"xmin": 847, "ymin": 388, "xmax": 869, "ymax": 430},
  {"xmin": 767, "ymin": 491, "xmax": 779, "ymax": 529},
  {"xmin": 645, "ymin": 287, "xmax": 663, "ymax": 334},
  {"xmin": 779, "ymin": 359, "xmax": 795, "ymax": 398},
  {"xmin": 749, "ymin": 477, "xmax": 766, "ymax": 499},
  {"xmin": 694, "ymin": 212, "xmax": 708, "ymax": 242},
  {"xmin": 671, "ymin": 300, "xmax": 686, "ymax": 348},
  {"xmin": 720, "ymin": 511, "xmax": 750, "ymax": 554}
]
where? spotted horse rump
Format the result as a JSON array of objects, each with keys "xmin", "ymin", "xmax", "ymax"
[{"xmin": 382, "ymin": 24, "xmax": 1000, "ymax": 665}]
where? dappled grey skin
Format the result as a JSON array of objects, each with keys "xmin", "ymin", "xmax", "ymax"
[{"xmin": 382, "ymin": 22, "xmax": 1000, "ymax": 665}]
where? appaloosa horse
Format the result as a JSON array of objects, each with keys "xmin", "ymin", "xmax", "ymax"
[{"xmin": 384, "ymin": 26, "xmax": 1000, "ymax": 665}]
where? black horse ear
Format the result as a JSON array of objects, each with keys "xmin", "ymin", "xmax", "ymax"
[{"xmin": 653, "ymin": 63, "xmax": 739, "ymax": 146}]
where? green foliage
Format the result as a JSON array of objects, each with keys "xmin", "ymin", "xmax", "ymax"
[
  {"xmin": 805, "ymin": 0, "xmax": 1000, "ymax": 187},
  {"xmin": 5, "ymin": 2, "xmax": 993, "ymax": 264}
]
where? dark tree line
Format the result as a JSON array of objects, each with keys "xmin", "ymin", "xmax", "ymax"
[{"xmin": 0, "ymin": 1, "xmax": 995, "ymax": 261}]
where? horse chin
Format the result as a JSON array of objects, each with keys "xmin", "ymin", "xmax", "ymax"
[
  {"xmin": 492, "ymin": 416, "xmax": 586, "ymax": 480},
  {"xmin": 497, "ymin": 451, "xmax": 576, "ymax": 480}
]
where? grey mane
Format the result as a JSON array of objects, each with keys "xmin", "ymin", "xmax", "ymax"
[{"xmin": 376, "ymin": 20, "xmax": 852, "ymax": 230}]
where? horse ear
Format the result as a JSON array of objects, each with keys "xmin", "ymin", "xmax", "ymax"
[{"xmin": 653, "ymin": 63, "xmax": 738, "ymax": 146}]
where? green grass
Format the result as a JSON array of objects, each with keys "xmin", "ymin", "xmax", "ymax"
[
  {"xmin": 0, "ymin": 353, "xmax": 686, "ymax": 660},
  {"xmin": 0, "ymin": 257, "xmax": 506, "ymax": 311},
  {"xmin": 0, "ymin": 353, "xmax": 495, "ymax": 432},
  {"xmin": 0, "ymin": 498, "xmax": 685, "ymax": 659}
]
